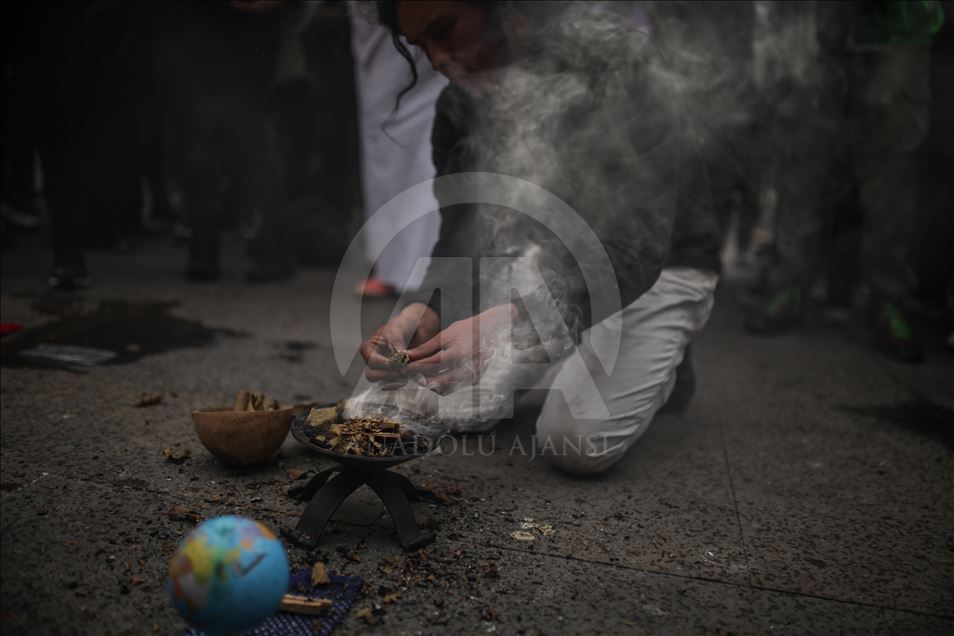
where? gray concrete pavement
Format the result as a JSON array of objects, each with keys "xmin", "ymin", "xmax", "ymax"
[{"xmin": 2, "ymin": 238, "xmax": 952, "ymax": 635}]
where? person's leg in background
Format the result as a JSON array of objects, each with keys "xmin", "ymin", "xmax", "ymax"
[
  {"xmin": 912, "ymin": 7, "xmax": 954, "ymax": 352},
  {"xmin": 180, "ymin": 124, "xmax": 228, "ymax": 282},
  {"xmin": 21, "ymin": 3, "xmax": 92, "ymax": 289},
  {"xmin": 744, "ymin": 120, "xmax": 842, "ymax": 333},
  {"xmin": 293, "ymin": 2, "xmax": 363, "ymax": 271},
  {"xmin": 1, "ymin": 27, "xmax": 42, "ymax": 237},
  {"xmin": 235, "ymin": 93, "xmax": 285, "ymax": 281},
  {"xmin": 848, "ymin": 46, "xmax": 932, "ymax": 362},
  {"xmin": 247, "ymin": 80, "xmax": 312, "ymax": 282},
  {"xmin": 348, "ymin": 4, "xmax": 446, "ymax": 298},
  {"xmin": 535, "ymin": 268, "xmax": 718, "ymax": 476},
  {"xmin": 818, "ymin": 179, "xmax": 863, "ymax": 325}
]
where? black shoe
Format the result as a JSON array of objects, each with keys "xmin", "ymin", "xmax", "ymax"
[
  {"xmin": 744, "ymin": 285, "xmax": 804, "ymax": 334},
  {"xmin": 186, "ymin": 235, "xmax": 220, "ymax": 282},
  {"xmin": 872, "ymin": 301, "xmax": 923, "ymax": 364},
  {"xmin": 659, "ymin": 345, "xmax": 695, "ymax": 414},
  {"xmin": 49, "ymin": 256, "xmax": 90, "ymax": 290},
  {"xmin": 185, "ymin": 257, "xmax": 220, "ymax": 282}
]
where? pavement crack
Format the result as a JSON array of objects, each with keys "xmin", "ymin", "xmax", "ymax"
[
  {"xmin": 718, "ymin": 411, "xmax": 753, "ymax": 586},
  {"xmin": 1, "ymin": 471, "xmax": 50, "ymax": 495},
  {"xmin": 481, "ymin": 541, "xmax": 954, "ymax": 622}
]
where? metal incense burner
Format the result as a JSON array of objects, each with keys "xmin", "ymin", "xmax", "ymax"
[{"xmin": 281, "ymin": 403, "xmax": 436, "ymax": 551}]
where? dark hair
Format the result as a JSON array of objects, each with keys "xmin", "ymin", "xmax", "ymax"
[
  {"xmin": 375, "ymin": 1, "xmax": 563, "ymax": 111},
  {"xmin": 375, "ymin": 1, "xmax": 517, "ymax": 110},
  {"xmin": 375, "ymin": 1, "xmax": 420, "ymax": 114}
]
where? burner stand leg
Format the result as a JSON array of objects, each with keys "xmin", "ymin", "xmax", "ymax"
[
  {"xmin": 281, "ymin": 471, "xmax": 363, "ymax": 549},
  {"xmin": 390, "ymin": 471, "xmax": 432, "ymax": 501},
  {"xmin": 365, "ymin": 472, "xmax": 435, "ymax": 551},
  {"xmin": 286, "ymin": 467, "xmax": 339, "ymax": 502}
]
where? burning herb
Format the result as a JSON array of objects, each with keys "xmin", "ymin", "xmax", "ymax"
[
  {"xmin": 304, "ymin": 408, "xmax": 430, "ymax": 457},
  {"xmin": 385, "ymin": 343, "xmax": 410, "ymax": 368}
]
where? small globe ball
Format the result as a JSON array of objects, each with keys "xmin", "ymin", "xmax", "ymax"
[{"xmin": 168, "ymin": 515, "xmax": 289, "ymax": 634}]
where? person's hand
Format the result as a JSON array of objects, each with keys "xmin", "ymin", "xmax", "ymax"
[
  {"xmin": 360, "ymin": 303, "xmax": 441, "ymax": 383},
  {"xmin": 404, "ymin": 304, "xmax": 517, "ymax": 394}
]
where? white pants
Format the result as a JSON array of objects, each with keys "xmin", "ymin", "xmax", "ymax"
[
  {"xmin": 535, "ymin": 267, "xmax": 719, "ymax": 475},
  {"xmin": 348, "ymin": 5, "xmax": 446, "ymax": 291}
]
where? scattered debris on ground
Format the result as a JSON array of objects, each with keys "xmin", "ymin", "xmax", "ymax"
[
  {"xmin": 135, "ymin": 392, "xmax": 163, "ymax": 407},
  {"xmin": 162, "ymin": 447, "xmax": 190, "ymax": 463},
  {"xmin": 167, "ymin": 505, "xmax": 203, "ymax": 524},
  {"xmin": 520, "ymin": 517, "xmax": 554, "ymax": 536},
  {"xmin": 311, "ymin": 562, "xmax": 331, "ymax": 586},
  {"xmin": 286, "ymin": 467, "xmax": 310, "ymax": 480},
  {"xmin": 355, "ymin": 606, "xmax": 379, "ymax": 625},
  {"xmin": 419, "ymin": 482, "xmax": 462, "ymax": 506}
]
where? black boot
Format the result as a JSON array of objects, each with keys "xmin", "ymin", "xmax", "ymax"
[
  {"xmin": 185, "ymin": 234, "xmax": 220, "ymax": 282},
  {"xmin": 49, "ymin": 250, "xmax": 90, "ymax": 290}
]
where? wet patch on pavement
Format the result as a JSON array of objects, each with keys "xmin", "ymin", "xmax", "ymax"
[{"xmin": 1, "ymin": 300, "xmax": 246, "ymax": 368}]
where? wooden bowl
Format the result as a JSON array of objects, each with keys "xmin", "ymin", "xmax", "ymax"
[{"xmin": 191, "ymin": 407, "xmax": 294, "ymax": 467}]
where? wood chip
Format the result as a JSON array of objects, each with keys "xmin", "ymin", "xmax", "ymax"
[
  {"xmin": 162, "ymin": 447, "xmax": 190, "ymax": 463},
  {"xmin": 280, "ymin": 594, "xmax": 332, "ymax": 616},
  {"xmin": 233, "ymin": 390, "xmax": 249, "ymax": 411},
  {"xmin": 167, "ymin": 505, "xmax": 203, "ymax": 524},
  {"xmin": 303, "ymin": 408, "xmax": 430, "ymax": 457},
  {"xmin": 355, "ymin": 607, "xmax": 378, "ymax": 625},
  {"xmin": 134, "ymin": 392, "xmax": 162, "ymax": 407},
  {"xmin": 306, "ymin": 407, "xmax": 337, "ymax": 427},
  {"xmin": 311, "ymin": 562, "xmax": 331, "ymax": 587}
]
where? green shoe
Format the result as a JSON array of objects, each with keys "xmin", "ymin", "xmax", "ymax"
[
  {"xmin": 873, "ymin": 301, "xmax": 924, "ymax": 364},
  {"xmin": 744, "ymin": 286, "xmax": 804, "ymax": 334}
]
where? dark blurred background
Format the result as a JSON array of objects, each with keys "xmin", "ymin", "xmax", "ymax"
[{"xmin": 1, "ymin": 0, "xmax": 952, "ymax": 360}]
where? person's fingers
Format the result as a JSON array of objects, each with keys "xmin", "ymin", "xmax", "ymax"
[
  {"xmin": 422, "ymin": 368, "xmax": 470, "ymax": 394},
  {"xmin": 407, "ymin": 327, "xmax": 434, "ymax": 349},
  {"xmin": 359, "ymin": 333, "xmax": 378, "ymax": 363},
  {"xmin": 405, "ymin": 333, "xmax": 444, "ymax": 362},
  {"xmin": 363, "ymin": 327, "xmax": 405, "ymax": 370},
  {"xmin": 364, "ymin": 347, "xmax": 394, "ymax": 370},
  {"xmin": 404, "ymin": 348, "xmax": 457, "ymax": 376},
  {"xmin": 365, "ymin": 367, "xmax": 405, "ymax": 383}
]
